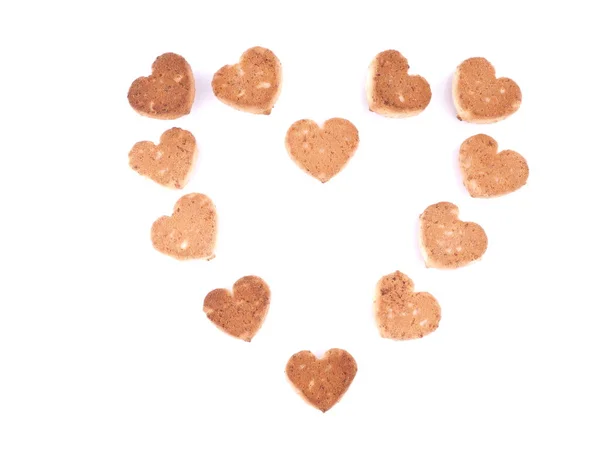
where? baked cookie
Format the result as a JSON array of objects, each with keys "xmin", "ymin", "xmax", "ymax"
[
  {"xmin": 151, "ymin": 193, "xmax": 217, "ymax": 260},
  {"xmin": 285, "ymin": 118, "xmax": 359, "ymax": 183},
  {"xmin": 203, "ymin": 276, "xmax": 270, "ymax": 342},
  {"xmin": 460, "ymin": 134, "xmax": 529, "ymax": 197},
  {"xmin": 374, "ymin": 271, "xmax": 441, "ymax": 340},
  {"xmin": 127, "ymin": 53, "xmax": 195, "ymax": 119},
  {"xmin": 212, "ymin": 47, "xmax": 282, "ymax": 114},
  {"xmin": 453, "ymin": 57, "xmax": 521, "ymax": 123},
  {"xmin": 367, "ymin": 50, "xmax": 431, "ymax": 117},
  {"xmin": 419, "ymin": 202, "xmax": 487, "ymax": 269},
  {"xmin": 129, "ymin": 127, "xmax": 197, "ymax": 189},
  {"xmin": 285, "ymin": 349, "xmax": 357, "ymax": 413}
]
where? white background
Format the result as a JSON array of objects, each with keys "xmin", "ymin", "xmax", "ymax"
[{"xmin": 1, "ymin": 1, "xmax": 599, "ymax": 449}]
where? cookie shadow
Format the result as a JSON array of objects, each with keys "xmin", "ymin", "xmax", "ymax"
[
  {"xmin": 438, "ymin": 73, "xmax": 457, "ymax": 119},
  {"xmin": 192, "ymin": 71, "xmax": 215, "ymax": 113}
]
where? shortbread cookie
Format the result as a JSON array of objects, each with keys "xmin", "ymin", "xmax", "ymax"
[
  {"xmin": 212, "ymin": 47, "xmax": 282, "ymax": 115},
  {"xmin": 203, "ymin": 276, "xmax": 270, "ymax": 342},
  {"xmin": 129, "ymin": 128, "xmax": 197, "ymax": 189},
  {"xmin": 286, "ymin": 349, "xmax": 357, "ymax": 413},
  {"xmin": 285, "ymin": 118, "xmax": 359, "ymax": 183},
  {"xmin": 127, "ymin": 53, "xmax": 195, "ymax": 119},
  {"xmin": 367, "ymin": 50, "xmax": 431, "ymax": 117},
  {"xmin": 419, "ymin": 202, "xmax": 487, "ymax": 269},
  {"xmin": 375, "ymin": 271, "xmax": 441, "ymax": 340},
  {"xmin": 460, "ymin": 134, "xmax": 529, "ymax": 197},
  {"xmin": 453, "ymin": 57, "xmax": 521, "ymax": 123},
  {"xmin": 151, "ymin": 193, "xmax": 217, "ymax": 260}
]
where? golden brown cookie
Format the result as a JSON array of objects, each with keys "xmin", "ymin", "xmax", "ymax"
[
  {"xmin": 460, "ymin": 134, "xmax": 529, "ymax": 198},
  {"xmin": 211, "ymin": 47, "xmax": 282, "ymax": 115},
  {"xmin": 151, "ymin": 193, "xmax": 217, "ymax": 260},
  {"xmin": 127, "ymin": 53, "xmax": 195, "ymax": 119},
  {"xmin": 285, "ymin": 349, "xmax": 357, "ymax": 413},
  {"xmin": 419, "ymin": 202, "xmax": 488, "ymax": 269},
  {"xmin": 453, "ymin": 57, "xmax": 521, "ymax": 123},
  {"xmin": 203, "ymin": 276, "xmax": 270, "ymax": 342},
  {"xmin": 374, "ymin": 271, "xmax": 441, "ymax": 340},
  {"xmin": 285, "ymin": 118, "xmax": 359, "ymax": 183},
  {"xmin": 367, "ymin": 50, "xmax": 432, "ymax": 117},
  {"xmin": 129, "ymin": 128, "xmax": 197, "ymax": 189}
]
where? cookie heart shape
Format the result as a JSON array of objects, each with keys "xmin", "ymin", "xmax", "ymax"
[
  {"xmin": 419, "ymin": 202, "xmax": 488, "ymax": 269},
  {"xmin": 367, "ymin": 50, "xmax": 432, "ymax": 117},
  {"xmin": 460, "ymin": 134, "xmax": 529, "ymax": 198},
  {"xmin": 285, "ymin": 349, "xmax": 357, "ymax": 413},
  {"xmin": 203, "ymin": 276, "xmax": 270, "ymax": 342},
  {"xmin": 129, "ymin": 127, "xmax": 197, "ymax": 189},
  {"xmin": 453, "ymin": 57, "xmax": 521, "ymax": 123},
  {"xmin": 151, "ymin": 193, "xmax": 217, "ymax": 260},
  {"xmin": 375, "ymin": 271, "xmax": 441, "ymax": 340},
  {"xmin": 285, "ymin": 118, "xmax": 359, "ymax": 183},
  {"xmin": 211, "ymin": 46, "xmax": 282, "ymax": 115},
  {"xmin": 127, "ymin": 53, "xmax": 195, "ymax": 120}
]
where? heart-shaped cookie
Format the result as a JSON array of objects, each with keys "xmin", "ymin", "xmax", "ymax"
[
  {"xmin": 367, "ymin": 50, "xmax": 432, "ymax": 117},
  {"xmin": 151, "ymin": 193, "xmax": 217, "ymax": 260},
  {"xmin": 211, "ymin": 47, "xmax": 282, "ymax": 115},
  {"xmin": 460, "ymin": 134, "xmax": 529, "ymax": 198},
  {"xmin": 127, "ymin": 53, "xmax": 195, "ymax": 120},
  {"xmin": 203, "ymin": 276, "xmax": 270, "ymax": 342},
  {"xmin": 453, "ymin": 57, "xmax": 521, "ymax": 123},
  {"xmin": 419, "ymin": 202, "xmax": 488, "ymax": 269},
  {"xmin": 285, "ymin": 118, "xmax": 359, "ymax": 183},
  {"xmin": 285, "ymin": 349, "xmax": 357, "ymax": 413},
  {"xmin": 129, "ymin": 127, "xmax": 197, "ymax": 189},
  {"xmin": 374, "ymin": 271, "xmax": 441, "ymax": 340}
]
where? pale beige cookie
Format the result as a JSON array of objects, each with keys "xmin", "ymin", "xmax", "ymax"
[
  {"xmin": 127, "ymin": 53, "xmax": 195, "ymax": 119},
  {"xmin": 419, "ymin": 202, "xmax": 488, "ymax": 269},
  {"xmin": 453, "ymin": 57, "xmax": 521, "ymax": 123},
  {"xmin": 129, "ymin": 128, "xmax": 197, "ymax": 189},
  {"xmin": 285, "ymin": 118, "xmax": 359, "ymax": 183},
  {"xmin": 212, "ymin": 47, "xmax": 282, "ymax": 115},
  {"xmin": 367, "ymin": 50, "xmax": 431, "ymax": 117},
  {"xmin": 374, "ymin": 271, "xmax": 441, "ymax": 340},
  {"xmin": 285, "ymin": 349, "xmax": 357, "ymax": 413},
  {"xmin": 151, "ymin": 193, "xmax": 217, "ymax": 260},
  {"xmin": 203, "ymin": 276, "xmax": 270, "ymax": 342},
  {"xmin": 460, "ymin": 134, "xmax": 529, "ymax": 198}
]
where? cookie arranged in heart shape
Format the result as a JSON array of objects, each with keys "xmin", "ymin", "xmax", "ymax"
[
  {"xmin": 127, "ymin": 53, "xmax": 195, "ymax": 119},
  {"xmin": 453, "ymin": 57, "xmax": 521, "ymax": 123},
  {"xmin": 203, "ymin": 276, "xmax": 270, "ymax": 342},
  {"xmin": 151, "ymin": 193, "xmax": 217, "ymax": 260},
  {"xmin": 375, "ymin": 271, "xmax": 441, "ymax": 340},
  {"xmin": 460, "ymin": 134, "xmax": 529, "ymax": 198},
  {"xmin": 285, "ymin": 118, "xmax": 359, "ymax": 183},
  {"xmin": 286, "ymin": 348, "xmax": 357, "ymax": 412},
  {"xmin": 212, "ymin": 46, "xmax": 282, "ymax": 115},
  {"xmin": 419, "ymin": 202, "xmax": 488, "ymax": 269},
  {"xmin": 367, "ymin": 50, "xmax": 432, "ymax": 117},
  {"xmin": 129, "ymin": 127, "xmax": 197, "ymax": 189}
]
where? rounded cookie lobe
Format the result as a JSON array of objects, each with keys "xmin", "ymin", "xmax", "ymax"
[
  {"xmin": 203, "ymin": 276, "xmax": 271, "ymax": 342},
  {"xmin": 375, "ymin": 271, "xmax": 441, "ymax": 340},
  {"xmin": 212, "ymin": 46, "xmax": 282, "ymax": 114},
  {"xmin": 419, "ymin": 202, "xmax": 488, "ymax": 269},
  {"xmin": 285, "ymin": 118, "xmax": 359, "ymax": 182},
  {"xmin": 151, "ymin": 193, "xmax": 217, "ymax": 260},
  {"xmin": 367, "ymin": 50, "xmax": 432, "ymax": 117},
  {"xmin": 459, "ymin": 134, "xmax": 529, "ymax": 197},
  {"xmin": 127, "ymin": 53, "xmax": 195, "ymax": 119},
  {"xmin": 129, "ymin": 127, "xmax": 197, "ymax": 189},
  {"xmin": 453, "ymin": 57, "xmax": 521, "ymax": 123},
  {"xmin": 285, "ymin": 349, "xmax": 357, "ymax": 413}
]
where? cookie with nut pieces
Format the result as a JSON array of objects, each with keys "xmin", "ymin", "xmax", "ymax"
[{"xmin": 212, "ymin": 46, "xmax": 282, "ymax": 115}]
